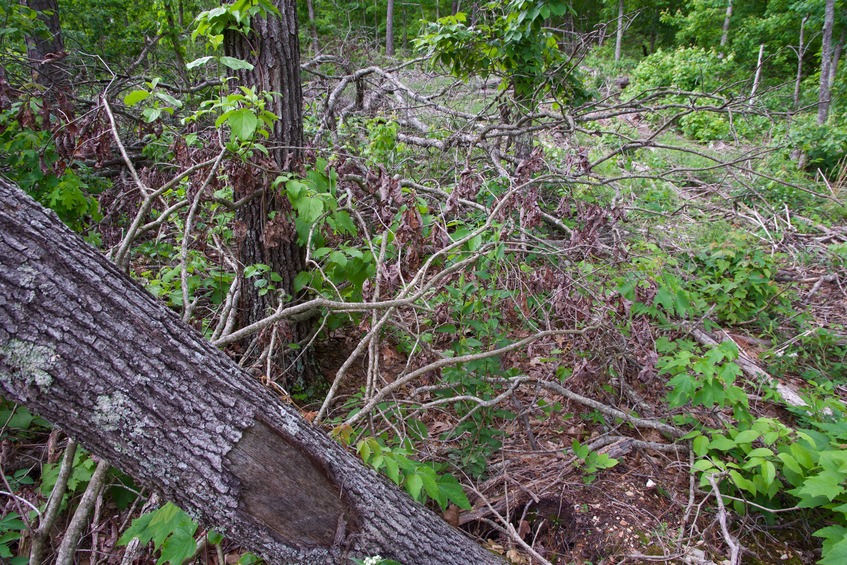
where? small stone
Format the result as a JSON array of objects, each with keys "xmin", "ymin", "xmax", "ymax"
[
  {"xmin": 780, "ymin": 555, "xmax": 789, "ymax": 560},
  {"xmin": 646, "ymin": 479, "xmax": 656, "ymax": 488}
]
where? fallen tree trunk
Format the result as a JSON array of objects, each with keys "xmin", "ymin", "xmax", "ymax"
[{"xmin": 0, "ymin": 178, "xmax": 503, "ymax": 564}]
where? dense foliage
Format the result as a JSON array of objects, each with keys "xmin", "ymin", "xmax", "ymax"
[{"xmin": 1, "ymin": 0, "xmax": 846, "ymax": 563}]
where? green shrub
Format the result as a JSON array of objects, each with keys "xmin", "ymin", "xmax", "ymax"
[
  {"xmin": 629, "ymin": 47, "xmax": 733, "ymax": 94},
  {"xmin": 788, "ymin": 117, "xmax": 847, "ymax": 177}
]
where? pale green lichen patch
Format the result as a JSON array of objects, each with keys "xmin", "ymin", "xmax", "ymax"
[
  {"xmin": 0, "ymin": 339, "xmax": 56, "ymax": 392},
  {"xmin": 94, "ymin": 391, "xmax": 129, "ymax": 432}
]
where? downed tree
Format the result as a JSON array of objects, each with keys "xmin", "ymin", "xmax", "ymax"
[{"xmin": 0, "ymin": 178, "xmax": 504, "ymax": 564}]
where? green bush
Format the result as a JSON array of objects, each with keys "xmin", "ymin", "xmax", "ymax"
[
  {"xmin": 629, "ymin": 47, "xmax": 734, "ymax": 94},
  {"xmin": 788, "ymin": 117, "xmax": 847, "ymax": 177}
]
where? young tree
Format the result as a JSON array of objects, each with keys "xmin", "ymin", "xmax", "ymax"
[
  {"xmin": 615, "ymin": 0, "xmax": 624, "ymax": 63},
  {"xmin": 0, "ymin": 177, "xmax": 505, "ymax": 565},
  {"xmin": 720, "ymin": 0, "xmax": 733, "ymax": 49},
  {"xmin": 386, "ymin": 0, "xmax": 396, "ymax": 56},
  {"xmin": 818, "ymin": 0, "xmax": 835, "ymax": 124}
]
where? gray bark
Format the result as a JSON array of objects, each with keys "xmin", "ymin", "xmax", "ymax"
[
  {"xmin": 306, "ymin": 0, "xmax": 319, "ymax": 54},
  {"xmin": 818, "ymin": 0, "xmax": 835, "ymax": 125},
  {"xmin": 386, "ymin": 0, "xmax": 395, "ymax": 56},
  {"xmin": 0, "ymin": 178, "xmax": 504, "ymax": 565},
  {"xmin": 749, "ymin": 44, "xmax": 765, "ymax": 107},
  {"xmin": 614, "ymin": 0, "xmax": 624, "ymax": 63},
  {"xmin": 795, "ymin": 16, "xmax": 808, "ymax": 111},
  {"xmin": 720, "ymin": 0, "xmax": 733, "ymax": 49}
]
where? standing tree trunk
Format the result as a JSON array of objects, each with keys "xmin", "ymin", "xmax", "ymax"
[
  {"xmin": 386, "ymin": 0, "xmax": 395, "ymax": 56},
  {"xmin": 306, "ymin": 0, "xmax": 319, "ymax": 54},
  {"xmin": 25, "ymin": 0, "xmax": 70, "ymax": 116},
  {"xmin": 0, "ymin": 178, "xmax": 505, "ymax": 565},
  {"xmin": 720, "ymin": 0, "xmax": 733, "ymax": 50},
  {"xmin": 794, "ymin": 16, "xmax": 808, "ymax": 111},
  {"xmin": 818, "ymin": 0, "xmax": 835, "ymax": 125},
  {"xmin": 749, "ymin": 44, "xmax": 765, "ymax": 107},
  {"xmin": 614, "ymin": 0, "xmax": 624, "ymax": 63},
  {"xmin": 223, "ymin": 1, "xmax": 314, "ymax": 386}
]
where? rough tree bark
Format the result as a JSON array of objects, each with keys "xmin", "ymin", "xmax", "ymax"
[
  {"xmin": 0, "ymin": 178, "xmax": 504, "ymax": 565},
  {"xmin": 817, "ymin": 0, "xmax": 835, "ymax": 125},
  {"xmin": 25, "ymin": 0, "xmax": 71, "ymax": 116},
  {"xmin": 223, "ymin": 1, "xmax": 314, "ymax": 384}
]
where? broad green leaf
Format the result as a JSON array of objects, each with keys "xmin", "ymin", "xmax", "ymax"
[
  {"xmin": 438, "ymin": 475, "xmax": 471, "ymax": 510},
  {"xmin": 797, "ymin": 471, "xmax": 846, "ymax": 501},
  {"xmin": 708, "ymin": 434, "xmax": 736, "ymax": 452},
  {"xmin": 123, "ymin": 90, "xmax": 149, "ymax": 106},
  {"xmin": 219, "ymin": 56, "xmax": 254, "ymax": 71},
  {"xmin": 692, "ymin": 435, "xmax": 709, "ymax": 457},
  {"xmin": 226, "ymin": 109, "xmax": 259, "ymax": 141},
  {"xmin": 777, "ymin": 452, "xmax": 803, "ymax": 475},
  {"xmin": 734, "ymin": 429, "xmax": 760, "ymax": 444},
  {"xmin": 405, "ymin": 472, "xmax": 423, "ymax": 501},
  {"xmin": 760, "ymin": 460, "xmax": 776, "ymax": 487},
  {"xmin": 383, "ymin": 455, "xmax": 400, "ymax": 485}
]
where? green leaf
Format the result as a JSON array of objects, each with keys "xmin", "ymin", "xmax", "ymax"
[
  {"xmin": 227, "ymin": 109, "xmax": 259, "ymax": 141},
  {"xmin": 123, "ymin": 90, "xmax": 149, "ymax": 106},
  {"xmin": 692, "ymin": 435, "xmax": 709, "ymax": 457},
  {"xmin": 405, "ymin": 472, "xmax": 424, "ymax": 501},
  {"xmin": 708, "ymin": 434, "xmax": 736, "ymax": 452},
  {"xmin": 186, "ymin": 56, "xmax": 214, "ymax": 69},
  {"xmin": 296, "ymin": 197, "xmax": 324, "ymax": 223},
  {"xmin": 734, "ymin": 429, "xmax": 760, "ymax": 444},
  {"xmin": 692, "ymin": 459, "xmax": 715, "ymax": 472},
  {"xmin": 438, "ymin": 475, "xmax": 471, "ymax": 510},
  {"xmin": 777, "ymin": 452, "xmax": 803, "ymax": 475},
  {"xmin": 383, "ymin": 455, "xmax": 401, "ymax": 485},
  {"xmin": 329, "ymin": 250, "xmax": 347, "ymax": 268},
  {"xmin": 760, "ymin": 460, "xmax": 776, "ymax": 487},
  {"xmin": 219, "ymin": 56, "xmax": 254, "ymax": 71},
  {"xmin": 797, "ymin": 471, "xmax": 846, "ymax": 501}
]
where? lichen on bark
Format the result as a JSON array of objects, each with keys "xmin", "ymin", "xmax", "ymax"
[{"xmin": 0, "ymin": 338, "xmax": 56, "ymax": 392}]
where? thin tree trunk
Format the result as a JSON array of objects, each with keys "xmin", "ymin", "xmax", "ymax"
[
  {"xmin": 794, "ymin": 16, "xmax": 808, "ymax": 111},
  {"xmin": 306, "ymin": 0, "xmax": 319, "ymax": 54},
  {"xmin": 749, "ymin": 44, "xmax": 765, "ymax": 107},
  {"xmin": 720, "ymin": 0, "xmax": 733, "ymax": 49},
  {"xmin": 386, "ymin": 0, "xmax": 395, "ymax": 56},
  {"xmin": 614, "ymin": 0, "xmax": 624, "ymax": 63},
  {"xmin": 818, "ymin": 0, "xmax": 835, "ymax": 125},
  {"xmin": 163, "ymin": 0, "xmax": 189, "ymax": 85},
  {"xmin": 0, "ymin": 178, "xmax": 505, "ymax": 565},
  {"xmin": 451, "ymin": 0, "xmax": 459, "ymax": 16},
  {"xmin": 223, "ymin": 0, "xmax": 314, "ymax": 386}
]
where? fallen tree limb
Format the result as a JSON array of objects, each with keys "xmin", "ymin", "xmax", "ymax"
[
  {"xmin": 0, "ymin": 178, "xmax": 504, "ymax": 564},
  {"xmin": 689, "ymin": 327, "xmax": 807, "ymax": 408}
]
